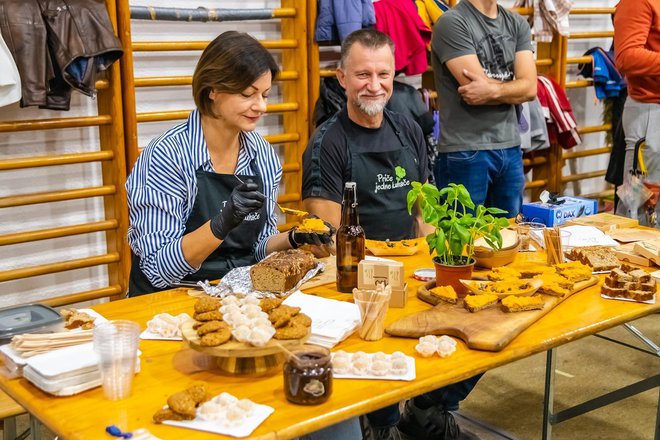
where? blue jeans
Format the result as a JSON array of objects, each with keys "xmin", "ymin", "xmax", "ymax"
[
  {"xmin": 366, "ymin": 374, "xmax": 483, "ymax": 427},
  {"xmin": 434, "ymin": 147, "xmax": 525, "ymax": 217}
]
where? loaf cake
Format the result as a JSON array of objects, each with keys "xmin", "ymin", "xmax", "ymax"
[
  {"xmin": 429, "ymin": 285, "xmax": 458, "ymax": 304},
  {"xmin": 601, "ymin": 263, "xmax": 656, "ymax": 302},
  {"xmin": 501, "ymin": 295, "xmax": 545, "ymax": 312},
  {"xmin": 565, "ymin": 246, "xmax": 620, "ymax": 272},
  {"xmin": 463, "ymin": 293, "xmax": 499, "ymax": 313},
  {"xmin": 250, "ymin": 249, "xmax": 316, "ymax": 293}
]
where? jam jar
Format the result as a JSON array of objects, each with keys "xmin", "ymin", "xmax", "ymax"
[{"xmin": 283, "ymin": 345, "xmax": 332, "ymax": 405}]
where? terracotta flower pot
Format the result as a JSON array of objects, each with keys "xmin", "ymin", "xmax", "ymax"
[{"xmin": 433, "ymin": 257, "xmax": 475, "ymax": 297}]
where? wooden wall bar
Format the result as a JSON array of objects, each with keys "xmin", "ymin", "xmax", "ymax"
[
  {"xmin": 0, "ymin": 0, "xmax": 129, "ymax": 306},
  {"xmin": 307, "ymin": 3, "xmax": 617, "ymax": 203},
  {"xmin": 116, "ymin": 2, "xmax": 309, "ymax": 232}
]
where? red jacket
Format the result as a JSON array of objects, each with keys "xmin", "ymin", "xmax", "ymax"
[
  {"xmin": 536, "ymin": 76, "xmax": 581, "ymax": 150},
  {"xmin": 374, "ymin": 0, "xmax": 431, "ymax": 76}
]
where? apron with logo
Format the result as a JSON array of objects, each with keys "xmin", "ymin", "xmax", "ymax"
[
  {"xmin": 349, "ymin": 111, "xmax": 421, "ymax": 241},
  {"xmin": 128, "ymin": 160, "xmax": 267, "ymax": 296}
]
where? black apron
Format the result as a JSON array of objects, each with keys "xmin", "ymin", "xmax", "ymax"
[
  {"xmin": 128, "ymin": 160, "xmax": 267, "ymax": 296},
  {"xmin": 349, "ymin": 111, "xmax": 420, "ymax": 241}
]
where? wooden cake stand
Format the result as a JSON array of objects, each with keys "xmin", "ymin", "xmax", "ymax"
[{"xmin": 181, "ymin": 321, "xmax": 310, "ymax": 375}]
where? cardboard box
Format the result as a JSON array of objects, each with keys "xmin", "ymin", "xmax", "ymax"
[
  {"xmin": 358, "ymin": 260, "xmax": 404, "ymax": 289},
  {"xmin": 566, "ymin": 213, "xmax": 639, "ymax": 232},
  {"xmin": 389, "ymin": 284, "xmax": 408, "ymax": 309},
  {"xmin": 358, "ymin": 260, "xmax": 407, "ymax": 308},
  {"xmin": 522, "ymin": 196, "xmax": 597, "ymax": 226}
]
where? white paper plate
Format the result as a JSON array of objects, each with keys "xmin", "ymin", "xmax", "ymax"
[
  {"xmin": 164, "ymin": 401, "xmax": 274, "ymax": 438},
  {"xmin": 0, "ymin": 309, "xmax": 107, "ymax": 370},
  {"xmin": 600, "ymin": 293, "xmax": 656, "ymax": 305},
  {"xmin": 139, "ymin": 329, "xmax": 182, "ymax": 341},
  {"xmin": 331, "ymin": 353, "xmax": 416, "ymax": 381}
]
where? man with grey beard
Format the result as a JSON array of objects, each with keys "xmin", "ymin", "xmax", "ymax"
[
  {"xmin": 302, "ymin": 29, "xmax": 431, "ymax": 243},
  {"xmin": 301, "ymin": 29, "xmax": 477, "ymax": 440}
]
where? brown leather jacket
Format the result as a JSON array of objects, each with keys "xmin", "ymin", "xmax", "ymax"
[{"xmin": 0, "ymin": 0, "xmax": 122, "ymax": 110}]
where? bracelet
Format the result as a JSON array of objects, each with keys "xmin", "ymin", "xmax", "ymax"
[{"xmin": 288, "ymin": 228, "xmax": 299, "ymax": 249}]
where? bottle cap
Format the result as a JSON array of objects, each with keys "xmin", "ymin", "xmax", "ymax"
[{"xmin": 413, "ymin": 268, "xmax": 435, "ymax": 282}]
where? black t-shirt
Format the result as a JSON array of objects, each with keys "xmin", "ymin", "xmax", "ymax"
[{"xmin": 302, "ymin": 107, "xmax": 428, "ymax": 205}]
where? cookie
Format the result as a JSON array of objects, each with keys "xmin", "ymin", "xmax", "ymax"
[
  {"xmin": 274, "ymin": 322, "xmax": 309, "ymax": 340},
  {"xmin": 196, "ymin": 320, "xmax": 226, "ymax": 336},
  {"xmin": 259, "ymin": 297, "xmax": 284, "ymax": 313},
  {"xmin": 289, "ymin": 313, "xmax": 312, "ymax": 328},
  {"xmin": 194, "ymin": 297, "xmax": 220, "ymax": 313},
  {"xmin": 268, "ymin": 305, "xmax": 298, "ymax": 328},
  {"xmin": 167, "ymin": 391, "xmax": 197, "ymax": 417},
  {"xmin": 152, "ymin": 407, "xmax": 194, "ymax": 423},
  {"xmin": 193, "ymin": 311, "xmax": 223, "ymax": 322},
  {"xmin": 200, "ymin": 328, "xmax": 231, "ymax": 347},
  {"xmin": 184, "ymin": 384, "xmax": 208, "ymax": 404}
]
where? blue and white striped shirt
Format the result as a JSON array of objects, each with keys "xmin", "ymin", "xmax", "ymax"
[{"xmin": 126, "ymin": 110, "xmax": 282, "ymax": 288}]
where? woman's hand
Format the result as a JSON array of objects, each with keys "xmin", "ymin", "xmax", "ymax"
[
  {"xmin": 210, "ymin": 180, "xmax": 264, "ymax": 240},
  {"xmin": 290, "ymin": 216, "xmax": 336, "ymax": 247}
]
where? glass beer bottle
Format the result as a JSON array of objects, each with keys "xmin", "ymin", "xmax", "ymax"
[{"xmin": 336, "ymin": 182, "xmax": 365, "ymax": 293}]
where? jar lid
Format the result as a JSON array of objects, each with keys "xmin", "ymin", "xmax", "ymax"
[{"xmin": 413, "ymin": 268, "xmax": 435, "ymax": 282}]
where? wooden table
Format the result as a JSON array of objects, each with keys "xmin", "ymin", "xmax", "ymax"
[{"xmin": 0, "ymin": 251, "xmax": 658, "ymax": 440}]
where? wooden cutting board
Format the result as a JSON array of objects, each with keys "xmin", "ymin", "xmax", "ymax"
[
  {"xmin": 385, "ymin": 276, "xmax": 598, "ymax": 351},
  {"xmin": 301, "ymin": 256, "xmax": 337, "ymax": 290}
]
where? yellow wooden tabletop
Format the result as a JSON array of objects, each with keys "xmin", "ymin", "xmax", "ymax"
[{"xmin": 0, "ymin": 250, "xmax": 657, "ymax": 440}]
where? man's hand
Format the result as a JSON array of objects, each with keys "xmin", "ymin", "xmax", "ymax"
[
  {"xmin": 210, "ymin": 180, "xmax": 264, "ymax": 240},
  {"xmin": 291, "ymin": 216, "xmax": 337, "ymax": 247},
  {"xmin": 457, "ymin": 69, "xmax": 498, "ymax": 105}
]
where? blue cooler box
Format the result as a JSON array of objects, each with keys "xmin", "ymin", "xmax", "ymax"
[{"xmin": 522, "ymin": 196, "xmax": 597, "ymax": 226}]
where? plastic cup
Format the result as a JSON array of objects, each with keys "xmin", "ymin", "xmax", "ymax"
[
  {"xmin": 93, "ymin": 320, "xmax": 140, "ymax": 400},
  {"xmin": 353, "ymin": 285, "xmax": 391, "ymax": 341},
  {"xmin": 543, "ymin": 229, "xmax": 572, "ymax": 266},
  {"xmin": 516, "ymin": 222, "xmax": 546, "ymax": 252}
]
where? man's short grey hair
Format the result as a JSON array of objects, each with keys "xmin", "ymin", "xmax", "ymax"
[{"xmin": 339, "ymin": 29, "xmax": 395, "ymax": 69}]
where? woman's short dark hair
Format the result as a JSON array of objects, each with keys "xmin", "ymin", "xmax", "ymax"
[{"xmin": 193, "ymin": 31, "xmax": 280, "ymax": 117}]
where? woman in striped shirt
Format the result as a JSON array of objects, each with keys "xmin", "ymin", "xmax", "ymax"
[{"xmin": 126, "ymin": 31, "xmax": 334, "ymax": 296}]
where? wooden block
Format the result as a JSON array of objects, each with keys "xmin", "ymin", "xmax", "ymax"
[
  {"xmin": 613, "ymin": 243, "xmax": 652, "ymax": 267},
  {"xmin": 566, "ymin": 213, "xmax": 638, "ymax": 232},
  {"xmin": 633, "ymin": 240, "xmax": 660, "ymax": 266}
]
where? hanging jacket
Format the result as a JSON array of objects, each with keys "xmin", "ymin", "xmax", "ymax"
[
  {"xmin": 315, "ymin": 0, "xmax": 376, "ymax": 43},
  {"xmin": 578, "ymin": 47, "xmax": 626, "ymax": 100},
  {"xmin": 374, "ymin": 0, "xmax": 431, "ymax": 75},
  {"xmin": 0, "ymin": 0, "xmax": 123, "ymax": 110},
  {"xmin": 513, "ymin": 0, "xmax": 572, "ymax": 43},
  {"xmin": 536, "ymin": 75, "xmax": 581, "ymax": 149},
  {"xmin": 0, "ymin": 32, "xmax": 21, "ymax": 107},
  {"xmin": 415, "ymin": 0, "xmax": 449, "ymax": 29}
]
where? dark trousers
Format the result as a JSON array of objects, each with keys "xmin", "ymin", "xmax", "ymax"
[{"xmin": 366, "ymin": 374, "xmax": 483, "ymax": 427}]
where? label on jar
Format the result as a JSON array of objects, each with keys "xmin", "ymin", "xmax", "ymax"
[{"xmin": 303, "ymin": 379, "xmax": 325, "ymax": 397}]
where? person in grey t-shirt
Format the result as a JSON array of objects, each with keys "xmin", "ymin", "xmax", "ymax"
[{"xmin": 431, "ymin": 0, "xmax": 536, "ymax": 216}]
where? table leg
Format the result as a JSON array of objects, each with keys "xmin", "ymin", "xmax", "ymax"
[
  {"xmin": 624, "ymin": 323, "xmax": 660, "ymax": 357},
  {"xmin": 542, "ymin": 348, "xmax": 556, "ymax": 440},
  {"xmin": 2, "ymin": 416, "xmax": 16, "ymax": 440},
  {"xmin": 30, "ymin": 415, "xmax": 41, "ymax": 440},
  {"xmin": 656, "ymin": 389, "xmax": 659, "ymax": 440}
]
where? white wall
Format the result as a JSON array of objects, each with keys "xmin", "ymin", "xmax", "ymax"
[{"xmin": 0, "ymin": 0, "xmax": 618, "ymax": 304}]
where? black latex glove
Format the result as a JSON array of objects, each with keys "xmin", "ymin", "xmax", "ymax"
[
  {"xmin": 210, "ymin": 180, "xmax": 264, "ymax": 240},
  {"xmin": 290, "ymin": 215, "xmax": 337, "ymax": 247}
]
